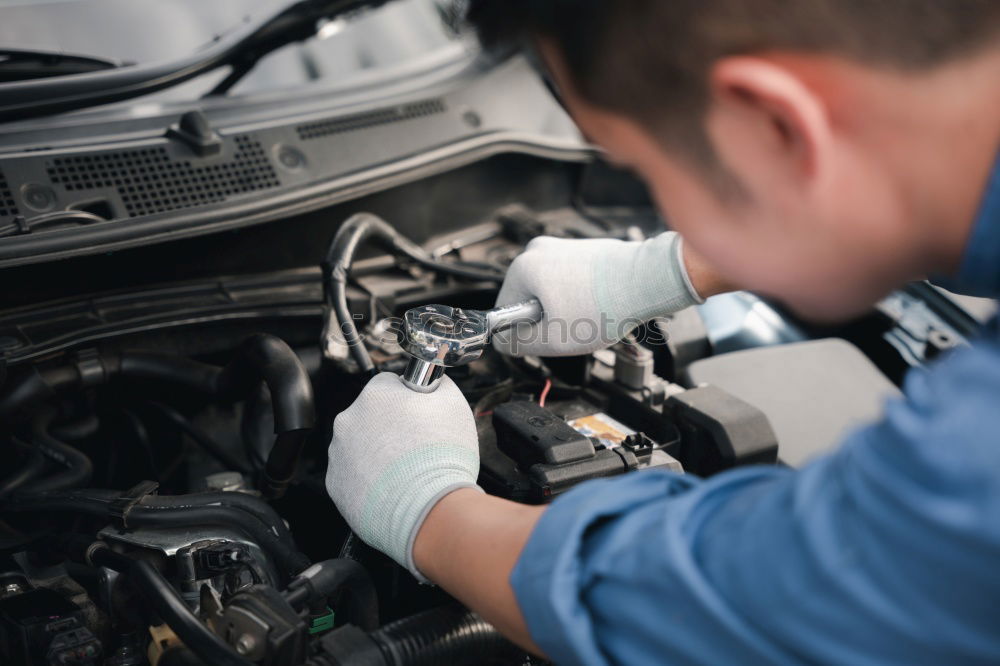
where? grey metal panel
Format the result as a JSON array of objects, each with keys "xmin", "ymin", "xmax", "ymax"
[{"xmin": 685, "ymin": 338, "xmax": 901, "ymax": 467}]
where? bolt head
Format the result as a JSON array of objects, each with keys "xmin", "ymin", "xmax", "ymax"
[{"xmin": 235, "ymin": 634, "xmax": 257, "ymax": 655}]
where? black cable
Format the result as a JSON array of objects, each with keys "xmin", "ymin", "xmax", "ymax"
[
  {"xmin": 322, "ymin": 213, "xmax": 504, "ymax": 374},
  {"xmin": 120, "ymin": 409, "xmax": 161, "ymax": 481},
  {"xmin": 0, "ymin": 0, "xmax": 394, "ymax": 123},
  {"xmin": 0, "ymin": 210, "xmax": 106, "ymax": 238},
  {"xmin": 87, "ymin": 545, "xmax": 253, "ymax": 666},
  {"xmin": 410, "ymin": 255, "xmax": 506, "ymax": 282}
]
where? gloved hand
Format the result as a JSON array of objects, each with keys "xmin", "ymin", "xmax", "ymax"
[
  {"xmin": 325, "ymin": 372, "xmax": 480, "ymax": 580},
  {"xmin": 493, "ymin": 231, "xmax": 703, "ymax": 356}
]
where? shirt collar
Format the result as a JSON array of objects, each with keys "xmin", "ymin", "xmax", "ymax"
[{"xmin": 946, "ymin": 153, "xmax": 1000, "ymax": 298}]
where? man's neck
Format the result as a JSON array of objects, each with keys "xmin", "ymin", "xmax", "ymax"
[{"xmin": 881, "ymin": 48, "xmax": 1000, "ymax": 276}]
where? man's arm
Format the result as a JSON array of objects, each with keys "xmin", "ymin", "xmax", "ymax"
[
  {"xmin": 408, "ymin": 336, "xmax": 1000, "ymax": 664},
  {"xmin": 413, "ymin": 489, "xmax": 546, "ymax": 655}
]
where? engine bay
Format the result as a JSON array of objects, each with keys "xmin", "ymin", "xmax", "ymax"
[{"xmin": 0, "ymin": 151, "xmax": 980, "ymax": 666}]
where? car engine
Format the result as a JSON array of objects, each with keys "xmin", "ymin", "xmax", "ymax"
[{"xmin": 0, "ymin": 164, "xmax": 978, "ymax": 665}]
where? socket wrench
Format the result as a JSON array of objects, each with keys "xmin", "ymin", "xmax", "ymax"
[{"xmin": 398, "ymin": 299, "xmax": 543, "ymax": 392}]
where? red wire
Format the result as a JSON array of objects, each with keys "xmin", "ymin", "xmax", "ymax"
[{"xmin": 539, "ymin": 378, "xmax": 553, "ymax": 408}]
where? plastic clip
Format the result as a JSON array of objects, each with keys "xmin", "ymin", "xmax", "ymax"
[{"xmin": 109, "ymin": 480, "xmax": 159, "ymax": 529}]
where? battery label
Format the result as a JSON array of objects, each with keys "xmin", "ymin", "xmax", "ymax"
[{"xmin": 567, "ymin": 412, "xmax": 635, "ymax": 449}]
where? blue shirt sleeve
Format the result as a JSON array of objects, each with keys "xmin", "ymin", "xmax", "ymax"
[{"xmin": 510, "ymin": 334, "xmax": 1000, "ymax": 665}]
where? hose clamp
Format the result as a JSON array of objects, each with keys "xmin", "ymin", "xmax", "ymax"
[{"xmin": 73, "ymin": 348, "xmax": 106, "ymax": 388}]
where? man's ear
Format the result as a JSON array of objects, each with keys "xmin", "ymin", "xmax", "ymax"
[{"xmin": 706, "ymin": 56, "xmax": 832, "ymax": 186}]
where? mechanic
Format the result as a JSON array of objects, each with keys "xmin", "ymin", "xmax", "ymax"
[{"xmin": 326, "ymin": 1, "xmax": 1000, "ymax": 663}]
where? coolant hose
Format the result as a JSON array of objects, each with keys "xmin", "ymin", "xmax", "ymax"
[
  {"xmin": 86, "ymin": 544, "xmax": 253, "ymax": 666},
  {"xmin": 0, "ymin": 365, "xmax": 80, "ymax": 421},
  {"xmin": 214, "ymin": 334, "xmax": 315, "ymax": 497},
  {"xmin": 0, "ymin": 334, "xmax": 315, "ymax": 497},
  {"xmin": 122, "ymin": 334, "xmax": 315, "ymax": 497},
  {"xmin": 116, "ymin": 353, "xmax": 221, "ymax": 395}
]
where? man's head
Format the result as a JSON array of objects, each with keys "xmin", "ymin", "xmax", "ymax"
[{"xmin": 464, "ymin": 1, "xmax": 1000, "ymax": 320}]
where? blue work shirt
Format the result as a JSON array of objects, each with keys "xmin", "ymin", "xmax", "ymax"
[{"xmin": 510, "ymin": 155, "xmax": 1000, "ymax": 665}]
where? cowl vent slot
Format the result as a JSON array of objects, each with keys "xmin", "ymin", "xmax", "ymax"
[
  {"xmin": 296, "ymin": 99, "xmax": 446, "ymax": 141},
  {"xmin": 0, "ymin": 169, "xmax": 19, "ymax": 220}
]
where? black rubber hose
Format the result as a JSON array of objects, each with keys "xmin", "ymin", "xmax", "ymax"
[
  {"xmin": 1, "ymin": 336, "xmax": 315, "ymax": 495},
  {"xmin": 50, "ymin": 413, "xmax": 100, "ymax": 441},
  {"xmin": 370, "ymin": 606, "xmax": 522, "ymax": 666},
  {"xmin": 240, "ymin": 384, "xmax": 270, "ymax": 470},
  {"xmin": 0, "ymin": 366, "xmax": 80, "ymax": 422},
  {"xmin": 22, "ymin": 411, "xmax": 93, "ymax": 493},
  {"xmin": 87, "ymin": 544, "xmax": 253, "ymax": 666},
  {"xmin": 140, "ymin": 491, "xmax": 296, "ymax": 547},
  {"xmin": 114, "ymin": 353, "xmax": 221, "ymax": 395},
  {"xmin": 260, "ymin": 430, "xmax": 309, "ymax": 498},
  {"xmin": 0, "ymin": 438, "xmax": 45, "ymax": 498},
  {"xmin": 322, "ymin": 213, "xmax": 504, "ymax": 374},
  {"xmin": 126, "ymin": 507, "xmax": 308, "ymax": 576},
  {"xmin": 1, "ymin": 491, "xmax": 309, "ymax": 577},
  {"xmin": 215, "ymin": 334, "xmax": 315, "ymax": 431},
  {"xmin": 1, "ymin": 492, "xmax": 109, "ymax": 520},
  {"xmin": 283, "ymin": 559, "xmax": 379, "ymax": 631},
  {"xmin": 215, "ymin": 334, "xmax": 315, "ymax": 498},
  {"xmin": 119, "ymin": 337, "xmax": 315, "ymax": 493}
]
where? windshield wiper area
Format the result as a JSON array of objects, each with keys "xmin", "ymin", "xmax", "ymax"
[
  {"xmin": 0, "ymin": 0, "xmax": 394, "ymax": 124},
  {"xmin": 0, "ymin": 49, "xmax": 124, "ymax": 83}
]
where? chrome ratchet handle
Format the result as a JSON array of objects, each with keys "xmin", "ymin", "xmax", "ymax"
[
  {"xmin": 485, "ymin": 299, "xmax": 544, "ymax": 335},
  {"xmin": 399, "ymin": 299, "xmax": 543, "ymax": 393}
]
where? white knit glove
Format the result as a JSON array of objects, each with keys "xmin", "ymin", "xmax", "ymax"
[
  {"xmin": 492, "ymin": 231, "xmax": 703, "ymax": 357},
  {"xmin": 325, "ymin": 372, "xmax": 480, "ymax": 580}
]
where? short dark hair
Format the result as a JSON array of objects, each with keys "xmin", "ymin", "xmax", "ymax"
[{"xmin": 463, "ymin": 0, "xmax": 1000, "ymax": 185}]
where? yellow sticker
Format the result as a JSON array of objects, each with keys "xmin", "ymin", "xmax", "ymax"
[{"xmin": 568, "ymin": 412, "xmax": 635, "ymax": 448}]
